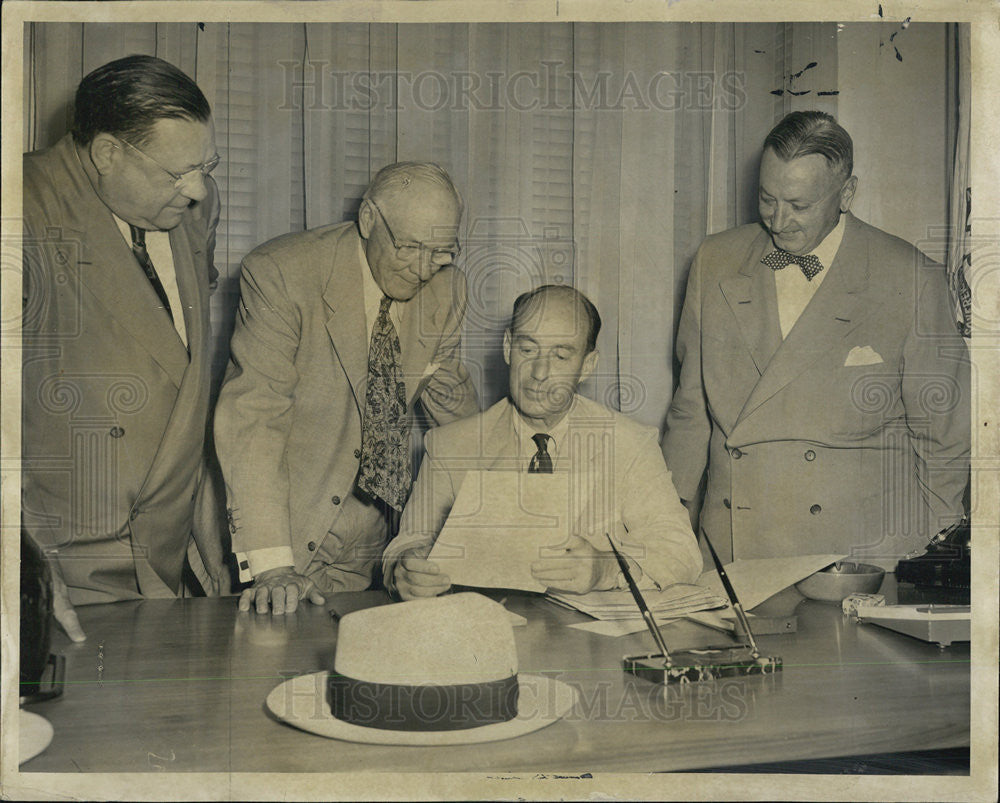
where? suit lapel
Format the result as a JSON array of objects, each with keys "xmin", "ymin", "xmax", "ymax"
[
  {"xmin": 56, "ymin": 140, "xmax": 190, "ymax": 388},
  {"xmin": 718, "ymin": 227, "xmax": 783, "ymax": 377},
  {"xmin": 483, "ymin": 400, "xmax": 521, "ymax": 470},
  {"xmin": 735, "ymin": 214, "xmax": 874, "ymax": 426},
  {"xmin": 323, "ymin": 230, "xmax": 369, "ymax": 414},
  {"xmin": 398, "ymin": 281, "xmax": 439, "ymax": 405},
  {"xmin": 169, "ymin": 221, "xmax": 207, "ymax": 355}
]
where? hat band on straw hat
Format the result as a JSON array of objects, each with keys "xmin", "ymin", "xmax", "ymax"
[{"xmin": 327, "ymin": 673, "xmax": 520, "ymax": 732}]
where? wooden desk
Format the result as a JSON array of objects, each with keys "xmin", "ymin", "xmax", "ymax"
[{"xmin": 21, "ymin": 587, "xmax": 969, "ymax": 773}]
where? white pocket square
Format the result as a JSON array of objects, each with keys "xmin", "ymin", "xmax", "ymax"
[{"xmin": 844, "ymin": 345, "xmax": 883, "ymax": 367}]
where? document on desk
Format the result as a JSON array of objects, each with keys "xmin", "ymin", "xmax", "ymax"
[
  {"xmin": 698, "ymin": 553, "xmax": 847, "ymax": 611},
  {"xmin": 556, "ymin": 583, "xmax": 728, "ymax": 631},
  {"xmin": 428, "ymin": 470, "xmax": 573, "ymax": 593}
]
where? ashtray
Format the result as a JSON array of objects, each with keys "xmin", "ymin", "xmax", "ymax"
[{"xmin": 795, "ymin": 561, "xmax": 886, "ymax": 603}]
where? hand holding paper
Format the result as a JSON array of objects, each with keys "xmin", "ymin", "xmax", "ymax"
[
  {"xmin": 395, "ymin": 550, "xmax": 452, "ymax": 601},
  {"xmin": 530, "ymin": 534, "xmax": 616, "ymax": 594}
]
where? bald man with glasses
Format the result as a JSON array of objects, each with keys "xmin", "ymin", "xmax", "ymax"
[
  {"xmin": 22, "ymin": 55, "xmax": 225, "ymax": 640},
  {"xmin": 215, "ymin": 162, "xmax": 479, "ymax": 614}
]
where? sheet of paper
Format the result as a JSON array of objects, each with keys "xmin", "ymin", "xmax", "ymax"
[
  {"xmin": 429, "ymin": 471, "xmax": 573, "ymax": 593},
  {"xmin": 697, "ymin": 553, "xmax": 847, "ymax": 611},
  {"xmin": 568, "ymin": 618, "xmax": 679, "ymax": 637},
  {"xmin": 505, "ymin": 609, "xmax": 528, "ymax": 628}
]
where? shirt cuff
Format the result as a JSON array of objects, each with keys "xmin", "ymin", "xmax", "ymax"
[{"xmin": 237, "ymin": 547, "xmax": 296, "ymax": 582}]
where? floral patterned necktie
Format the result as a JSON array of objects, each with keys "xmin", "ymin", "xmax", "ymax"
[
  {"xmin": 761, "ymin": 249, "xmax": 824, "ymax": 281},
  {"xmin": 357, "ymin": 296, "xmax": 410, "ymax": 511}
]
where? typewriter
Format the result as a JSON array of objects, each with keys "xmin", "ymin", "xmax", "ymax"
[{"xmin": 895, "ymin": 517, "xmax": 970, "ymax": 603}]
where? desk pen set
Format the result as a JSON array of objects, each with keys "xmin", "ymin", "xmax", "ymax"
[{"xmin": 607, "ymin": 534, "xmax": 782, "ymax": 685}]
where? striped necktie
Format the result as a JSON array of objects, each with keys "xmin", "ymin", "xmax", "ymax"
[{"xmin": 129, "ymin": 225, "xmax": 174, "ymax": 323}]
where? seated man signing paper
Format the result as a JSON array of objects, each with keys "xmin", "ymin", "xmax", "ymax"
[{"xmin": 383, "ymin": 285, "xmax": 702, "ymax": 600}]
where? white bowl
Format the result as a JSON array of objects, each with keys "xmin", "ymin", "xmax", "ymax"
[{"xmin": 795, "ymin": 562, "xmax": 886, "ymax": 603}]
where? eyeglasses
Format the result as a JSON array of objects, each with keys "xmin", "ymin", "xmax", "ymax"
[
  {"xmin": 116, "ymin": 137, "xmax": 220, "ymax": 187},
  {"xmin": 369, "ymin": 198, "xmax": 461, "ymax": 266}
]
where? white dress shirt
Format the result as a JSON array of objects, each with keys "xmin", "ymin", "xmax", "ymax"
[
  {"xmin": 113, "ymin": 215, "xmax": 187, "ymax": 348},
  {"xmin": 772, "ymin": 214, "xmax": 846, "ymax": 339},
  {"xmin": 511, "ymin": 408, "xmax": 572, "ymax": 472}
]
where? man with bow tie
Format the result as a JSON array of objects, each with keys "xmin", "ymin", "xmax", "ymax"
[{"xmin": 663, "ymin": 111, "xmax": 969, "ymax": 567}]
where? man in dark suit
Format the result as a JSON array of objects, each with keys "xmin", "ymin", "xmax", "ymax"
[
  {"xmin": 22, "ymin": 55, "xmax": 225, "ymax": 640},
  {"xmin": 215, "ymin": 162, "xmax": 480, "ymax": 615},
  {"xmin": 663, "ymin": 111, "xmax": 969, "ymax": 567}
]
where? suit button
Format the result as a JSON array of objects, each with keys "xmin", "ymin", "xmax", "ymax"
[
  {"xmin": 731, "ymin": 448, "xmax": 743, "ymax": 459},
  {"xmin": 109, "ymin": 426, "xmax": 125, "ymax": 438},
  {"xmin": 804, "ymin": 450, "xmax": 816, "ymax": 461},
  {"xmin": 307, "ymin": 541, "xmax": 317, "ymax": 551},
  {"xmin": 723, "ymin": 498, "xmax": 731, "ymax": 509},
  {"xmin": 331, "ymin": 496, "xmax": 341, "ymax": 505},
  {"xmin": 810, "ymin": 504, "xmax": 822, "ymax": 515},
  {"xmin": 354, "ymin": 449, "xmax": 361, "ymax": 459},
  {"xmin": 129, "ymin": 509, "xmax": 139, "ymax": 521}
]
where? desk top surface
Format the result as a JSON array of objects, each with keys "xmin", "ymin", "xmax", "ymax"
[{"xmin": 20, "ymin": 585, "xmax": 970, "ymax": 774}]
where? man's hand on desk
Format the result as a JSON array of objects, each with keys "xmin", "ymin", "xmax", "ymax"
[
  {"xmin": 530, "ymin": 535, "xmax": 618, "ymax": 595},
  {"xmin": 394, "ymin": 551, "xmax": 452, "ymax": 601},
  {"xmin": 239, "ymin": 567, "xmax": 325, "ymax": 615},
  {"xmin": 51, "ymin": 566, "xmax": 86, "ymax": 642}
]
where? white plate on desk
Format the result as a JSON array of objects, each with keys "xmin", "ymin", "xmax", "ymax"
[{"xmin": 19, "ymin": 710, "xmax": 54, "ymax": 765}]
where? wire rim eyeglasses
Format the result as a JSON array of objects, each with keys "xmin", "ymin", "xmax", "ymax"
[
  {"xmin": 115, "ymin": 136, "xmax": 220, "ymax": 187},
  {"xmin": 368, "ymin": 198, "xmax": 461, "ymax": 266}
]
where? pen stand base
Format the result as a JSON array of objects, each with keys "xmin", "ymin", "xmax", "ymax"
[{"xmin": 624, "ymin": 649, "xmax": 782, "ymax": 685}]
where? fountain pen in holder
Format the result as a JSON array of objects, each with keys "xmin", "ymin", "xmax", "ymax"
[{"xmin": 607, "ymin": 534, "xmax": 782, "ymax": 685}]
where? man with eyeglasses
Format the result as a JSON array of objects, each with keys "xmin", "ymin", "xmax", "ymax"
[
  {"xmin": 215, "ymin": 162, "xmax": 479, "ymax": 614},
  {"xmin": 22, "ymin": 55, "xmax": 226, "ymax": 640}
]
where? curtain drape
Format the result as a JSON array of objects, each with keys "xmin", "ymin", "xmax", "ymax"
[
  {"xmin": 26, "ymin": 22, "xmax": 844, "ymax": 424},
  {"xmin": 946, "ymin": 23, "xmax": 972, "ymax": 338}
]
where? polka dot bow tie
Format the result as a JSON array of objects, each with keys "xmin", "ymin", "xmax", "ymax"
[{"xmin": 761, "ymin": 249, "xmax": 824, "ymax": 281}]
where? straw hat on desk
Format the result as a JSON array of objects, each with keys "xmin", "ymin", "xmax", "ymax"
[{"xmin": 266, "ymin": 592, "xmax": 578, "ymax": 745}]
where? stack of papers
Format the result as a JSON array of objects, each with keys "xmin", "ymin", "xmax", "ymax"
[{"xmin": 548, "ymin": 583, "xmax": 728, "ymax": 621}]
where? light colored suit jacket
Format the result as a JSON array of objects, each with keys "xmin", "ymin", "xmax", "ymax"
[
  {"xmin": 22, "ymin": 134, "xmax": 221, "ymax": 604},
  {"xmin": 214, "ymin": 222, "xmax": 479, "ymax": 582},
  {"xmin": 383, "ymin": 396, "xmax": 703, "ymax": 588},
  {"xmin": 663, "ymin": 213, "xmax": 970, "ymax": 566}
]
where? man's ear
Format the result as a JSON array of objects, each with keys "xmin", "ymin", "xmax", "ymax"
[
  {"xmin": 840, "ymin": 175, "xmax": 858, "ymax": 213},
  {"xmin": 502, "ymin": 329, "xmax": 512, "ymax": 366},
  {"xmin": 580, "ymin": 349, "xmax": 598, "ymax": 383},
  {"xmin": 358, "ymin": 199, "xmax": 375, "ymax": 239},
  {"xmin": 89, "ymin": 133, "xmax": 120, "ymax": 176}
]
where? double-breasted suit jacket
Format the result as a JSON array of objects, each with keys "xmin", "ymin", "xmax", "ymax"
[
  {"xmin": 22, "ymin": 134, "xmax": 221, "ymax": 604},
  {"xmin": 663, "ymin": 213, "xmax": 969, "ymax": 566},
  {"xmin": 214, "ymin": 222, "xmax": 479, "ymax": 588}
]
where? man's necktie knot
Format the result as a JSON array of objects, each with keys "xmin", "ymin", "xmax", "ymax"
[
  {"xmin": 761, "ymin": 249, "xmax": 824, "ymax": 281},
  {"xmin": 358, "ymin": 295, "xmax": 411, "ymax": 511},
  {"xmin": 528, "ymin": 433, "xmax": 554, "ymax": 474}
]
